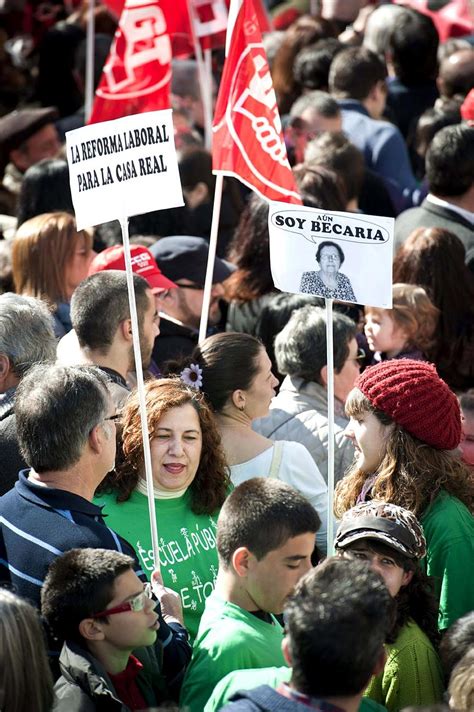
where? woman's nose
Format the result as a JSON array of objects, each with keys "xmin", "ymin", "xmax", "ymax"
[{"xmin": 168, "ymin": 437, "xmax": 184, "ymax": 455}]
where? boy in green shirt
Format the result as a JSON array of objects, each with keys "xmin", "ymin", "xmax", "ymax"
[{"xmin": 180, "ymin": 478, "xmax": 320, "ymax": 712}]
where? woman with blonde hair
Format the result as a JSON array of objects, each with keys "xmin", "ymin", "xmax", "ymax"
[
  {"xmin": 334, "ymin": 359, "xmax": 474, "ymax": 631},
  {"xmin": 12, "ymin": 211, "xmax": 95, "ymax": 336},
  {"xmin": 0, "ymin": 588, "xmax": 54, "ymax": 712},
  {"xmin": 96, "ymin": 377, "xmax": 230, "ymax": 641}
]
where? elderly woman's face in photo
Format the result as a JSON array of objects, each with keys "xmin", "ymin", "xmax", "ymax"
[
  {"xmin": 150, "ymin": 404, "xmax": 203, "ymax": 492},
  {"xmin": 318, "ymin": 245, "xmax": 341, "ymax": 273}
]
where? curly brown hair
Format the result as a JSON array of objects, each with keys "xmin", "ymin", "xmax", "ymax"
[
  {"xmin": 334, "ymin": 389, "xmax": 474, "ymax": 519},
  {"xmin": 98, "ymin": 378, "xmax": 230, "ymax": 514}
]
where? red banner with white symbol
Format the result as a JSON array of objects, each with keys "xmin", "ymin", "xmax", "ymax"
[
  {"xmin": 212, "ymin": 0, "xmax": 301, "ymax": 203},
  {"xmin": 89, "ymin": 0, "xmax": 179, "ymax": 124}
]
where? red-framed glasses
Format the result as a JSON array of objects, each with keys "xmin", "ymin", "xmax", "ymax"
[{"xmin": 92, "ymin": 582, "xmax": 153, "ymax": 618}]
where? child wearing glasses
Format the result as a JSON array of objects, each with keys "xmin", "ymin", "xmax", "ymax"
[
  {"xmin": 41, "ymin": 548, "xmax": 170, "ymax": 710},
  {"xmin": 364, "ymin": 283, "xmax": 438, "ymax": 363}
]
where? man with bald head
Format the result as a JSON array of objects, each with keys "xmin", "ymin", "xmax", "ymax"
[{"xmin": 438, "ymin": 48, "xmax": 474, "ymax": 104}]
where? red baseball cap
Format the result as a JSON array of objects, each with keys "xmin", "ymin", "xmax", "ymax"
[{"xmin": 88, "ymin": 245, "xmax": 177, "ymax": 293}]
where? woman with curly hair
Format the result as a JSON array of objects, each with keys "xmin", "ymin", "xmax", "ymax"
[
  {"xmin": 335, "ymin": 501, "xmax": 444, "ymax": 712},
  {"xmin": 95, "ymin": 378, "xmax": 231, "ymax": 640},
  {"xmin": 334, "ymin": 359, "xmax": 474, "ymax": 631}
]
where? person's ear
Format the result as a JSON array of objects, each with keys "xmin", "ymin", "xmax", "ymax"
[
  {"xmin": 232, "ymin": 547, "xmax": 252, "ymax": 577},
  {"xmin": 401, "ymin": 569, "xmax": 414, "ymax": 588},
  {"xmin": 9, "ymin": 147, "xmax": 29, "ymax": 173},
  {"xmin": 373, "ymin": 646, "xmax": 387, "ymax": 677},
  {"xmin": 320, "ymin": 365, "xmax": 328, "ymax": 387},
  {"xmin": 79, "ymin": 618, "xmax": 106, "ymax": 642},
  {"xmin": 89, "ymin": 422, "xmax": 104, "ymax": 454},
  {"xmin": 119, "ymin": 318, "xmax": 133, "ymax": 343},
  {"xmin": 231, "ymin": 389, "xmax": 246, "ymax": 411},
  {"xmin": 0, "ymin": 353, "xmax": 11, "ymax": 385},
  {"xmin": 282, "ymin": 636, "xmax": 292, "ymax": 666}
]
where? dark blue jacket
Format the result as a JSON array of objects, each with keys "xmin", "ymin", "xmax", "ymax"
[{"xmin": 0, "ymin": 471, "xmax": 191, "ymax": 693}]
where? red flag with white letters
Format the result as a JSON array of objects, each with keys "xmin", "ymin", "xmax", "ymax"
[
  {"xmin": 89, "ymin": 0, "xmax": 178, "ymax": 124},
  {"xmin": 212, "ymin": 0, "xmax": 300, "ymax": 203}
]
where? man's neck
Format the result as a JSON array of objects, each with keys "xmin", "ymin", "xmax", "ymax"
[
  {"xmin": 80, "ymin": 347, "xmax": 129, "ymax": 381},
  {"xmin": 28, "ymin": 465, "xmax": 99, "ymax": 501},
  {"xmin": 432, "ymin": 192, "xmax": 474, "ymax": 214},
  {"xmin": 215, "ymin": 569, "xmax": 264, "ymax": 613}
]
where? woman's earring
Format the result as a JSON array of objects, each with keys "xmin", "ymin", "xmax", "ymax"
[{"xmin": 238, "ymin": 404, "xmax": 245, "ymax": 412}]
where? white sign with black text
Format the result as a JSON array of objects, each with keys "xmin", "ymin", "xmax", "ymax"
[
  {"xmin": 268, "ymin": 202, "xmax": 395, "ymax": 308},
  {"xmin": 66, "ymin": 109, "xmax": 184, "ymax": 230}
]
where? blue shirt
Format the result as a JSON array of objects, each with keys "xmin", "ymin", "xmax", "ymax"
[
  {"xmin": 0, "ymin": 470, "xmax": 142, "ymax": 604},
  {"xmin": 0, "ymin": 471, "xmax": 191, "ymax": 690}
]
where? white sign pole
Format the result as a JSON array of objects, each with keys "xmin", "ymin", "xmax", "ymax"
[
  {"xmin": 203, "ymin": 47, "xmax": 214, "ymax": 151},
  {"xmin": 84, "ymin": 0, "xmax": 95, "ymax": 122},
  {"xmin": 325, "ymin": 298, "xmax": 335, "ymax": 556},
  {"xmin": 187, "ymin": 0, "xmax": 213, "ymax": 150},
  {"xmin": 120, "ymin": 216, "xmax": 160, "ymax": 572},
  {"xmin": 198, "ymin": 174, "xmax": 223, "ymax": 343}
]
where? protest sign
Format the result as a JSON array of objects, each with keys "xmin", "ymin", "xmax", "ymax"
[
  {"xmin": 268, "ymin": 203, "xmax": 395, "ymax": 308},
  {"xmin": 66, "ymin": 109, "xmax": 183, "ymax": 230}
]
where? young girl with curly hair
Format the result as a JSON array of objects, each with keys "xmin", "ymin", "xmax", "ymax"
[
  {"xmin": 336, "ymin": 501, "xmax": 444, "ymax": 711},
  {"xmin": 334, "ymin": 359, "xmax": 474, "ymax": 631},
  {"xmin": 96, "ymin": 378, "xmax": 231, "ymax": 641}
]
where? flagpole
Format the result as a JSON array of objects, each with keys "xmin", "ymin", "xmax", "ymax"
[
  {"xmin": 186, "ymin": 0, "xmax": 213, "ymax": 150},
  {"xmin": 325, "ymin": 297, "xmax": 335, "ymax": 556},
  {"xmin": 84, "ymin": 0, "xmax": 95, "ymax": 122},
  {"xmin": 203, "ymin": 47, "xmax": 214, "ymax": 151},
  {"xmin": 199, "ymin": 173, "xmax": 223, "ymax": 343},
  {"xmin": 120, "ymin": 216, "xmax": 161, "ymax": 572}
]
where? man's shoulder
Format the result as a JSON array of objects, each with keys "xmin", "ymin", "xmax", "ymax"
[{"xmin": 222, "ymin": 686, "xmax": 305, "ymax": 711}]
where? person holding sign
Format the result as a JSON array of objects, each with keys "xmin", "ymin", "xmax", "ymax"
[
  {"xmin": 300, "ymin": 240, "xmax": 356, "ymax": 302},
  {"xmin": 95, "ymin": 378, "xmax": 230, "ymax": 642},
  {"xmin": 334, "ymin": 359, "xmax": 474, "ymax": 631}
]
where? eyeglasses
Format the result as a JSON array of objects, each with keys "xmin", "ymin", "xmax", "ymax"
[
  {"xmin": 103, "ymin": 414, "xmax": 121, "ymax": 424},
  {"xmin": 92, "ymin": 583, "xmax": 154, "ymax": 618},
  {"xmin": 175, "ymin": 282, "xmax": 205, "ymax": 291},
  {"xmin": 355, "ymin": 348, "xmax": 366, "ymax": 361}
]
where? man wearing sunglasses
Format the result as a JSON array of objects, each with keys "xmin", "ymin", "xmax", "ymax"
[
  {"xmin": 150, "ymin": 236, "xmax": 235, "ymax": 369},
  {"xmin": 42, "ymin": 547, "xmax": 171, "ymax": 709}
]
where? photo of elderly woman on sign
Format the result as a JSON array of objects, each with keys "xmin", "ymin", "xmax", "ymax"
[{"xmin": 300, "ymin": 240, "xmax": 356, "ymax": 301}]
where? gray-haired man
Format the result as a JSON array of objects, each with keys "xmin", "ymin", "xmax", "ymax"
[{"xmin": 0, "ymin": 293, "xmax": 56, "ymax": 494}]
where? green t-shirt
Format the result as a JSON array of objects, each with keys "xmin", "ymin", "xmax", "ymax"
[
  {"xmin": 180, "ymin": 592, "xmax": 287, "ymax": 712},
  {"xmin": 206, "ymin": 667, "xmax": 387, "ymax": 712},
  {"xmin": 421, "ymin": 491, "xmax": 474, "ymax": 630},
  {"xmin": 95, "ymin": 489, "xmax": 220, "ymax": 641},
  {"xmin": 364, "ymin": 620, "xmax": 444, "ymax": 712}
]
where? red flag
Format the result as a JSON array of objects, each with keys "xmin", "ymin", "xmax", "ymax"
[
  {"xmin": 89, "ymin": 0, "xmax": 190, "ymax": 123},
  {"xmin": 212, "ymin": 0, "xmax": 301, "ymax": 203}
]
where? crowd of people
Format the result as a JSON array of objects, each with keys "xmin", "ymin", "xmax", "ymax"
[{"xmin": 0, "ymin": 0, "xmax": 473, "ymax": 710}]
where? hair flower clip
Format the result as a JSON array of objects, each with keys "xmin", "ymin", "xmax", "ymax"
[{"xmin": 180, "ymin": 364, "xmax": 203, "ymax": 390}]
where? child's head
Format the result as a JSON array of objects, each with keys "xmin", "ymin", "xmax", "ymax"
[
  {"xmin": 335, "ymin": 501, "xmax": 426, "ymax": 597},
  {"xmin": 41, "ymin": 548, "xmax": 158, "ymax": 652},
  {"xmin": 335, "ymin": 501, "xmax": 440, "ymax": 646},
  {"xmin": 459, "ymin": 389, "xmax": 474, "ymax": 467},
  {"xmin": 364, "ymin": 283, "xmax": 438, "ymax": 356}
]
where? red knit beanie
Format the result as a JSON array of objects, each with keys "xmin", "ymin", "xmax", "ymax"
[{"xmin": 356, "ymin": 360, "xmax": 461, "ymax": 450}]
